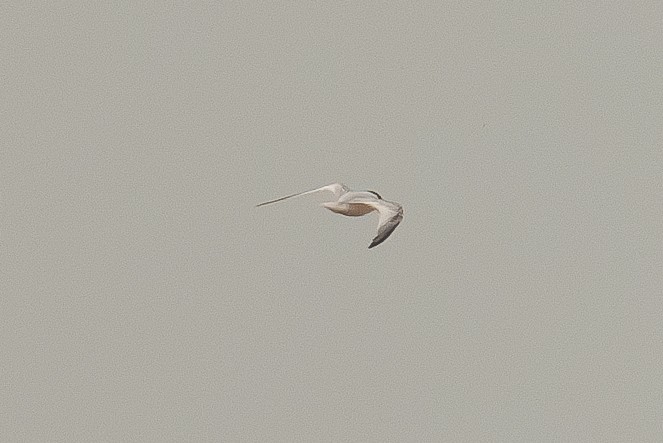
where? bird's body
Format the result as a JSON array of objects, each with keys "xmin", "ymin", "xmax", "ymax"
[
  {"xmin": 322, "ymin": 201, "xmax": 375, "ymax": 217},
  {"xmin": 256, "ymin": 183, "xmax": 403, "ymax": 248}
]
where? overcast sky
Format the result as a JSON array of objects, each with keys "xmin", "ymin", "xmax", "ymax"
[{"xmin": 3, "ymin": 2, "xmax": 662, "ymax": 441}]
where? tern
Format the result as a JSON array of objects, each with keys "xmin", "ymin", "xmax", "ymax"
[{"xmin": 257, "ymin": 183, "xmax": 403, "ymax": 249}]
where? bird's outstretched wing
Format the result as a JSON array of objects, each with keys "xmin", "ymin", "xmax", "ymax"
[
  {"xmin": 256, "ymin": 183, "xmax": 348, "ymax": 207},
  {"xmin": 363, "ymin": 200, "xmax": 403, "ymax": 248}
]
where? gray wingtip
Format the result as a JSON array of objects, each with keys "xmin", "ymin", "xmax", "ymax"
[{"xmin": 368, "ymin": 236, "xmax": 385, "ymax": 249}]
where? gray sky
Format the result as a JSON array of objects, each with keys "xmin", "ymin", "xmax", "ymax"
[{"xmin": 2, "ymin": 2, "xmax": 662, "ymax": 441}]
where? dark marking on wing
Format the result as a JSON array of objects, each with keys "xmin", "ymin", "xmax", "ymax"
[
  {"xmin": 368, "ymin": 210, "xmax": 403, "ymax": 249},
  {"xmin": 366, "ymin": 190, "xmax": 382, "ymax": 199}
]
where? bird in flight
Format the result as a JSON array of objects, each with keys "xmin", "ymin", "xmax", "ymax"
[{"xmin": 256, "ymin": 183, "xmax": 403, "ymax": 249}]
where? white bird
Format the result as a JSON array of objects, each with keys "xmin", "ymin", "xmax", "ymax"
[{"xmin": 256, "ymin": 183, "xmax": 403, "ymax": 249}]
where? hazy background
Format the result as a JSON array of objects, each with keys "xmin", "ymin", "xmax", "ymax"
[{"xmin": 2, "ymin": 2, "xmax": 662, "ymax": 441}]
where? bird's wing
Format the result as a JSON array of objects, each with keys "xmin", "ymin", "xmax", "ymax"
[
  {"xmin": 256, "ymin": 183, "xmax": 348, "ymax": 207},
  {"xmin": 360, "ymin": 200, "xmax": 403, "ymax": 249}
]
